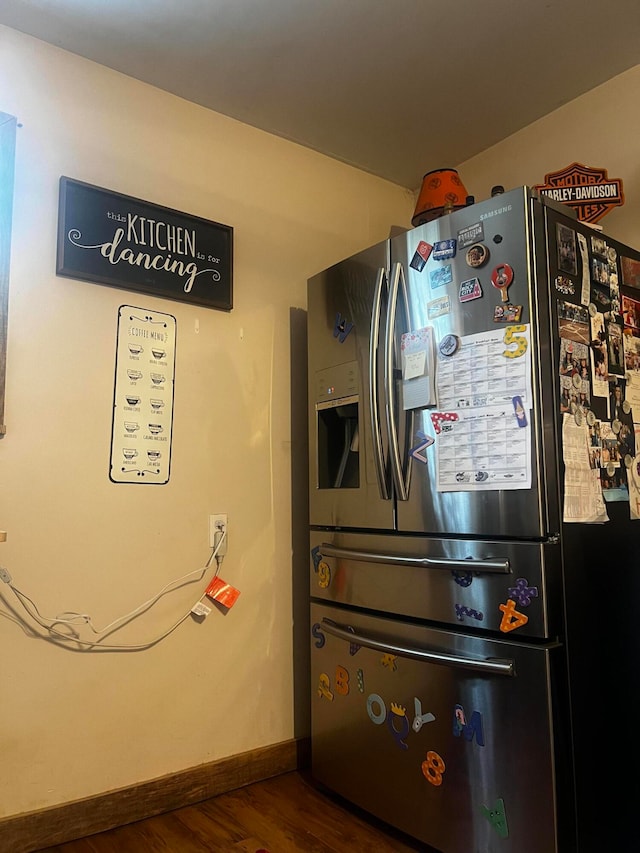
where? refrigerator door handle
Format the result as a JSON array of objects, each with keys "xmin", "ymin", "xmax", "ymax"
[
  {"xmin": 384, "ymin": 261, "xmax": 412, "ymax": 501},
  {"xmin": 369, "ymin": 266, "xmax": 390, "ymax": 500},
  {"xmin": 319, "ymin": 543, "xmax": 511, "ymax": 574},
  {"xmin": 321, "ymin": 618, "xmax": 515, "ymax": 676}
]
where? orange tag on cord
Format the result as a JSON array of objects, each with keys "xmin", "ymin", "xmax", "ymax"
[{"xmin": 205, "ymin": 576, "xmax": 241, "ymax": 609}]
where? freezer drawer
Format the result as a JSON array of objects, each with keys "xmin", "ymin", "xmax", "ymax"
[
  {"xmin": 310, "ymin": 530, "xmax": 562, "ymax": 641},
  {"xmin": 310, "ymin": 602, "xmax": 567, "ymax": 853}
]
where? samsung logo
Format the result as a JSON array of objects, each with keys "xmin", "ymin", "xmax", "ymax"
[{"xmin": 480, "ymin": 204, "xmax": 512, "ymax": 220}]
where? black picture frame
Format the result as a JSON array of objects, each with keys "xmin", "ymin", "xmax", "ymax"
[{"xmin": 57, "ymin": 177, "xmax": 233, "ymax": 311}]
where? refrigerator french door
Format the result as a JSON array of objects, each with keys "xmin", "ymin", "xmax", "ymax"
[
  {"xmin": 307, "ymin": 237, "xmax": 395, "ymax": 531},
  {"xmin": 390, "ymin": 192, "xmax": 560, "ymax": 538},
  {"xmin": 307, "ymin": 187, "xmax": 559, "ymax": 540}
]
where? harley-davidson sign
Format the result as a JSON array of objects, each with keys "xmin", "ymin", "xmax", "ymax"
[{"xmin": 534, "ymin": 162, "xmax": 624, "ymax": 224}]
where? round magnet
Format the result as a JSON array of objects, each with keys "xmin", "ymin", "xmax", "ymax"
[
  {"xmin": 439, "ymin": 333, "xmax": 460, "ymax": 357},
  {"xmin": 572, "ymin": 373, "xmax": 582, "ymax": 389},
  {"xmin": 466, "ymin": 244, "xmax": 489, "ymax": 268},
  {"xmin": 607, "ymin": 461, "xmax": 616, "ymax": 477},
  {"xmin": 588, "ymin": 303, "xmax": 597, "ymax": 317},
  {"xmin": 586, "ymin": 410, "xmax": 596, "ymax": 426},
  {"xmin": 574, "ymin": 408, "xmax": 583, "ymax": 426},
  {"xmin": 625, "ymin": 454, "xmax": 633, "ymax": 468},
  {"xmin": 623, "ymin": 400, "xmax": 631, "ymax": 414},
  {"xmin": 612, "ymin": 419, "xmax": 622, "ymax": 434},
  {"xmin": 569, "ymin": 401, "xmax": 577, "ymax": 414}
]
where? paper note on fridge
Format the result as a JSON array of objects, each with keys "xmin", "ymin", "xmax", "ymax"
[
  {"xmin": 436, "ymin": 326, "xmax": 533, "ymax": 410},
  {"xmin": 401, "ymin": 327, "xmax": 436, "ymax": 410},
  {"xmin": 430, "ymin": 326, "xmax": 534, "ymax": 491},
  {"xmin": 561, "ymin": 413, "xmax": 608, "ymax": 523},
  {"xmin": 430, "ymin": 406, "xmax": 532, "ymax": 491},
  {"xmin": 403, "ymin": 350, "xmax": 427, "ymax": 380}
]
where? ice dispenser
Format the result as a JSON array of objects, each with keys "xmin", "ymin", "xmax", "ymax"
[{"xmin": 315, "ymin": 362, "xmax": 359, "ymax": 490}]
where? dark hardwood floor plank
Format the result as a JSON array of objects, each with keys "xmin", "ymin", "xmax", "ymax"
[
  {"xmin": 168, "ymin": 804, "xmax": 247, "ymax": 848},
  {"xmin": 252, "ymin": 772, "xmax": 422, "ymax": 853},
  {"xmin": 225, "ymin": 775, "xmax": 370, "ymax": 851},
  {"xmin": 37, "ymin": 771, "xmax": 425, "ymax": 853},
  {"xmin": 41, "ymin": 822, "xmax": 148, "ymax": 853},
  {"xmin": 202, "ymin": 773, "xmax": 421, "ymax": 853},
  {"xmin": 201, "ymin": 788, "xmax": 336, "ymax": 853},
  {"xmin": 135, "ymin": 810, "xmax": 223, "ymax": 851}
]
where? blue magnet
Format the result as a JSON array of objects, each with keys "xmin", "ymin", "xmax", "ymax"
[
  {"xmin": 333, "ymin": 312, "xmax": 353, "ymax": 343},
  {"xmin": 409, "ymin": 433, "xmax": 435, "ymax": 463},
  {"xmin": 386, "ymin": 704, "xmax": 410, "ymax": 750},
  {"xmin": 507, "ymin": 577, "xmax": 538, "ymax": 607},
  {"xmin": 430, "ymin": 264, "xmax": 453, "ymax": 289},
  {"xmin": 432, "ymin": 238, "xmax": 457, "ymax": 260},
  {"xmin": 512, "ymin": 395, "xmax": 527, "ymax": 427}
]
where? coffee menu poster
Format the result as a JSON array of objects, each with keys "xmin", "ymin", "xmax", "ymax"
[{"xmin": 110, "ymin": 305, "xmax": 176, "ymax": 484}]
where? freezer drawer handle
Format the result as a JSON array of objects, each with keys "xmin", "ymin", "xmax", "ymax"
[
  {"xmin": 319, "ymin": 543, "xmax": 511, "ymax": 574},
  {"xmin": 321, "ymin": 619, "xmax": 515, "ymax": 676}
]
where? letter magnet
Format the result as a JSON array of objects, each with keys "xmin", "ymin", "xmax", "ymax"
[
  {"xmin": 512, "ymin": 395, "xmax": 527, "ymax": 427},
  {"xmin": 333, "ymin": 312, "xmax": 354, "ymax": 343}
]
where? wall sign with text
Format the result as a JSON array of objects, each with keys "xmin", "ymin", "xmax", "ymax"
[
  {"xmin": 534, "ymin": 163, "xmax": 624, "ymax": 224},
  {"xmin": 110, "ymin": 305, "xmax": 176, "ymax": 484},
  {"xmin": 57, "ymin": 177, "xmax": 233, "ymax": 311}
]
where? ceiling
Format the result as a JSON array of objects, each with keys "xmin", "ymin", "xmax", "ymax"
[{"xmin": 2, "ymin": 0, "xmax": 640, "ymax": 190}]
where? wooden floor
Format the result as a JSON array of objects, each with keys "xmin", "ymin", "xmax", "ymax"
[{"xmin": 38, "ymin": 770, "xmax": 428, "ymax": 853}]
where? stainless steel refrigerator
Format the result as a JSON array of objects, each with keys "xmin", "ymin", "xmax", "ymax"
[{"xmin": 306, "ymin": 186, "xmax": 640, "ymax": 853}]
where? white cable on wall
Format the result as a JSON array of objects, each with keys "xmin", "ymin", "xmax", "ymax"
[{"xmin": 0, "ymin": 529, "xmax": 226, "ymax": 651}]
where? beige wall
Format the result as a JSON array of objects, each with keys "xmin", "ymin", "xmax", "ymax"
[
  {"xmin": 0, "ymin": 25, "xmax": 414, "ymax": 818},
  {"xmin": 458, "ymin": 65, "xmax": 640, "ymax": 246}
]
